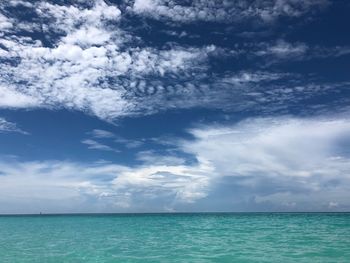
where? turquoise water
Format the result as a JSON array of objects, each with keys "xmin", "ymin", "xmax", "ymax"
[{"xmin": 0, "ymin": 213, "xmax": 349, "ymax": 262}]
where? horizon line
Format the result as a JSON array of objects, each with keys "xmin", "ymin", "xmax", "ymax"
[{"xmin": 1, "ymin": 211, "xmax": 349, "ymax": 216}]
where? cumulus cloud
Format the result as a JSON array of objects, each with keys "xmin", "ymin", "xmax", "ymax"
[
  {"xmin": 0, "ymin": 12, "xmax": 12, "ymax": 31},
  {"xmin": 112, "ymin": 161, "xmax": 212, "ymax": 204},
  {"xmin": 0, "ymin": 0, "xmax": 213, "ymax": 120},
  {"xmin": 0, "ymin": 86, "xmax": 38, "ymax": 108},
  {"xmin": 179, "ymin": 117, "xmax": 350, "ymax": 210},
  {"xmin": 184, "ymin": 118, "xmax": 350, "ymax": 178}
]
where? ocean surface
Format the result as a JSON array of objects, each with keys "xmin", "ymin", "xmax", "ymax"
[{"xmin": 0, "ymin": 213, "xmax": 349, "ymax": 262}]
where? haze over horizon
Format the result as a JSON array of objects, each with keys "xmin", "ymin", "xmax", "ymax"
[{"xmin": 1, "ymin": 0, "xmax": 350, "ymax": 213}]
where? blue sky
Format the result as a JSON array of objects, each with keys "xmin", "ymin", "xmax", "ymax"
[{"xmin": 0, "ymin": 0, "xmax": 350, "ymax": 213}]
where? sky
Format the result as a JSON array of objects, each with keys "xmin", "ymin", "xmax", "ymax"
[{"xmin": 0, "ymin": 0, "xmax": 350, "ymax": 213}]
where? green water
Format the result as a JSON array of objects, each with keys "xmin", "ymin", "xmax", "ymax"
[{"xmin": 0, "ymin": 213, "xmax": 349, "ymax": 262}]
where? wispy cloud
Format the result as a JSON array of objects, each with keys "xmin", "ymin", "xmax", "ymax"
[
  {"xmin": 90, "ymin": 129, "xmax": 115, "ymax": 139},
  {"xmin": 255, "ymin": 40, "xmax": 308, "ymax": 59},
  {"xmin": 81, "ymin": 139, "xmax": 120, "ymax": 152},
  {"xmin": 136, "ymin": 150, "xmax": 186, "ymax": 166},
  {"xmin": 114, "ymin": 136, "xmax": 144, "ymax": 149},
  {"xmin": 0, "ymin": 117, "xmax": 28, "ymax": 134},
  {"xmin": 87, "ymin": 129, "xmax": 145, "ymax": 150},
  {"xmin": 254, "ymin": 40, "xmax": 350, "ymax": 63}
]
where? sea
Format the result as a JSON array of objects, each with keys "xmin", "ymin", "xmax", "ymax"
[{"xmin": 0, "ymin": 213, "xmax": 349, "ymax": 262}]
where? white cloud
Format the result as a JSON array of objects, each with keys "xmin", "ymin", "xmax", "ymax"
[
  {"xmin": 184, "ymin": 118, "xmax": 350, "ymax": 179},
  {"xmin": 8, "ymin": 0, "xmax": 34, "ymax": 8},
  {"xmin": 0, "ymin": 157, "xmax": 212, "ymax": 213},
  {"xmin": 112, "ymin": 161, "xmax": 212, "ymax": 203},
  {"xmin": 0, "ymin": 0, "xmax": 212, "ymax": 120},
  {"xmin": 0, "ymin": 86, "xmax": 39, "ymax": 108},
  {"xmin": 0, "ymin": 13, "xmax": 12, "ymax": 31},
  {"xmin": 0, "ymin": 117, "xmax": 28, "ymax": 134},
  {"xmin": 174, "ymin": 117, "xmax": 350, "ymax": 210},
  {"xmin": 131, "ymin": 0, "xmax": 329, "ymax": 23},
  {"xmin": 37, "ymin": 0, "xmax": 121, "ymax": 33},
  {"xmin": 61, "ymin": 26, "xmax": 112, "ymax": 47},
  {"xmin": 0, "ymin": 160, "xmax": 125, "ymax": 213}
]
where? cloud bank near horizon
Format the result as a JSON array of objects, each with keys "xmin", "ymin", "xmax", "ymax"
[{"xmin": 1, "ymin": 116, "xmax": 350, "ymax": 213}]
